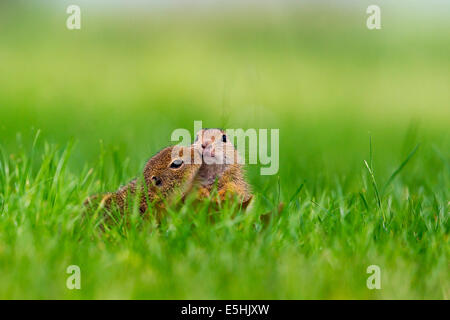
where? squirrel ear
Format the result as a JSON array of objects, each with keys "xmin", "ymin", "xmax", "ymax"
[{"xmin": 151, "ymin": 176, "xmax": 162, "ymax": 186}]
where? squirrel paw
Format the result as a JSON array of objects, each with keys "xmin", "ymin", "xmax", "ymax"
[{"xmin": 197, "ymin": 187, "xmax": 211, "ymax": 200}]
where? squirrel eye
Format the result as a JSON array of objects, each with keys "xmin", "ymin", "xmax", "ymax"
[
  {"xmin": 222, "ymin": 134, "xmax": 227, "ymax": 143},
  {"xmin": 170, "ymin": 159, "xmax": 184, "ymax": 169},
  {"xmin": 152, "ymin": 176, "xmax": 162, "ymax": 186}
]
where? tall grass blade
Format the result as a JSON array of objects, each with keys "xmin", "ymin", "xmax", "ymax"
[
  {"xmin": 381, "ymin": 143, "xmax": 419, "ymax": 196},
  {"xmin": 364, "ymin": 160, "xmax": 382, "ymax": 210},
  {"xmin": 288, "ymin": 182, "xmax": 304, "ymax": 205}
]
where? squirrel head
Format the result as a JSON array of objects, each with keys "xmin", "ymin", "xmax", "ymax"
[
  {"xmin": 143, "ymin": 145, "xmax": 202, "ymax": 201},
  {"xmin": 194, "ymin": 128, "xmax": 238, "ymax": 165}
]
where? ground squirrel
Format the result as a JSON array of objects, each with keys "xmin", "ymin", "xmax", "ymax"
[
  {"xmin": 85, "ymin": 145, "xmax": 202, "ymax": 216},
  {"xmin": 85, "ymin": 129, "xmax": 253, "ymax": 220},
  {"xmin": 194, "ymin": 128, "xmax": 253, "ymax": 208}
]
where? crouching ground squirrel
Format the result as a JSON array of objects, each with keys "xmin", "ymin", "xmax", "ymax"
[
  {"xmin": 85, "ymin": 145, "xmax": 202, "ymax": 215},
  {"xmin": 194, "ymin": 128, "xmax": 253, "ymax": 209}
]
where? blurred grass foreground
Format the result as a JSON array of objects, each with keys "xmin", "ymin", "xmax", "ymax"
[{"xmin": 0, "ymin": 1, "xmax": 448, "ymax": 299}]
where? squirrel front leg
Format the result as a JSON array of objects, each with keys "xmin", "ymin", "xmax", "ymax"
[
  {"xmin": 196, "ymin": 184, "xmax": 239, "ymax": 205},
  {"xmin": 217, "ymin": 181, "xmax": 252, "ymax": 208},
  {"xmin": 197, "ymin": 186, "xmax": 211, "ymax": 200}
]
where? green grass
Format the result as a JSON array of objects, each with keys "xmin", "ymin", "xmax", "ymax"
[{"xmin": 0, "ymin": 3, "xmax": 449, "ymax": 299}]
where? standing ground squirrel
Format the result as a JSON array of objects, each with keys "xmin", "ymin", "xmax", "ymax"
[
  {"xmin": 194, "ymin": 128, "xmax": 253, "ymax": 208},
  {"xmin": 85, "ymin": 145, "xmax": 202, "ymax": 215}
]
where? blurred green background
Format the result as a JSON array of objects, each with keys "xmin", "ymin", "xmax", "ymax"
[{"xmin": 0, "ymin": 0, "xmax": 448, "ymax": 299}]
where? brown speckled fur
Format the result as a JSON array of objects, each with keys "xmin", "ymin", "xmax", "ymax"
[{"xmin": 85, "ymin": 145, "xmax": 202, "ymax": 217}]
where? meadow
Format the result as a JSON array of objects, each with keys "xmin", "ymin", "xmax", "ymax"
[{"xmin": 0, "ymin": 3, "xmax": 448, "ymax": 299}]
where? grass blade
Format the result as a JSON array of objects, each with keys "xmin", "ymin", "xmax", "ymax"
[
  {"xmin": 364, "ymin": 160, "xmax": 382, "ymax": 210},
  {"xmin": 288, "ymin": 182, "xmax": 304, "ymax": 205},
  {"xmin": 381, "ymin": 143, "xmax": 419, "ymax": 196},
  {"xmin": 359, "ymin": 192, "xmax": 369, "ymax": 211}
]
